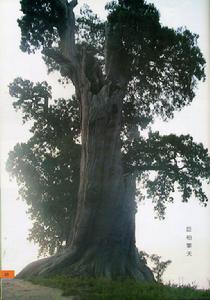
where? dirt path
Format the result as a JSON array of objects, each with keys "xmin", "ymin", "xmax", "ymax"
[{"xmin": 1, "ymin": 279, "xmax": 78, "ymax": 300}]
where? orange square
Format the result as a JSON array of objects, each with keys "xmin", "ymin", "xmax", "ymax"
[{"xmin": 0, "ymin": 270, "xmax": 15, "ymax": 278}]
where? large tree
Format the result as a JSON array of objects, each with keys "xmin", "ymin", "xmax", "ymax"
[{"xmin": 10, "ymin": 0, "xmax": 209, "ymax": 280}]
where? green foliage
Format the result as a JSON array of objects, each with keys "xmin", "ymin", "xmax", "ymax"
[
  {"xmin": 18, "ymin": 0, "xmax": 67, "ymax": 53},
  {"xmin": 123, "ymin": 132, "xmax": 210, "ymax": 218},
  {"xmin": 9, "ymin": 77, "xmax": 52, "ymax": 121},
  {"xmin": 30, "ymin": 276, "xmax": 210, "ymax": 300},
  {"xmin": 76, "ymin": 4, "xmax": 105, "ymax": 59},
  {"xmin": 139, "ymin": 251, "xmax": 172, "ymax": 283},
  {"xmin": 106, "ymin": 1, "xmax": 205, "ymax": 122},
  {"xmin": 7, "ymin": 79, "xmax": 80, "ymax": 255}
]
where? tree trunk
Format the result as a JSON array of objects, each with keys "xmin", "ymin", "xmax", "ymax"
[
  {"xmin": 16, "ymin": 1, "xmax": 154, "ymax": 281},
  {"xmin": 17, "ymin": 83, "xmax": 154, "ymax": 281},
  {"xmin": 69, "ymin": 85, "xmax": 138, "ymax": 278}
]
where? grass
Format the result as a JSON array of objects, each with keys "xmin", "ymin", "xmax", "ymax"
[{"xmin": 29, "ymin": 276, "xmax": 210, "ymax": 300}]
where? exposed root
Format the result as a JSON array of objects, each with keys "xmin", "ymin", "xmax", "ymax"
[{"xmin": 16, "ymin": 246, "xmax": 154, "ymax": 282}]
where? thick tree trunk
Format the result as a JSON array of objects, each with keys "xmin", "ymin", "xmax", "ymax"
[
  {"xmin": 66, "ymin": 84, "xmax": 154, "ymax": 280},
  {"xmin": 17, "ymin": 83, "xmax": 154, "ymax": 281},
  {"xmin": 69, "ymin": 85, "xmax": 138, "ymax": 277}
]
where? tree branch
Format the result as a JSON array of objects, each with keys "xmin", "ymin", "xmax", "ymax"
[
  {"xmin": 69, "ymin": 0, "xmax": 78, "ymax": 9},
  {"xmin": 105, "ymin": 23, "xmax": 130, "ymax": 88},
  {"xmin": 42, "ymin": 48, "xmax": 78, "ymax": 86},
  {"xmin": 57, "ymin": 0, "xmax": 78, "ymax": 65},
  {"xmin": 134, "ymin": 163, "xmax": 187, "ymax": 173}
]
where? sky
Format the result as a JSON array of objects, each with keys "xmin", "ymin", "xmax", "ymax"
[{"xmin": 0, "ymin": 0, "xmax": 209, "ymax": 289}]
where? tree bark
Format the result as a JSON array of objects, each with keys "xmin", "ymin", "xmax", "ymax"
[{"xmin": 68, "ymin": 84, "xmax": 140, "ymax": 278}]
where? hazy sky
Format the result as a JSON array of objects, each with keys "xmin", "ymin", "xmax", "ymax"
[{"xmin": 0, "ymin": 0, "xmax": 209, "ymax": 288}]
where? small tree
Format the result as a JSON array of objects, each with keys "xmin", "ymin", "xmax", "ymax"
[
  {"xmin": 139, "ymin": 251, "xmax": 171, "ymax": 283},
  {"xmin": 149, "ymin": 254, "xmax": 171, "ymax": 283}
]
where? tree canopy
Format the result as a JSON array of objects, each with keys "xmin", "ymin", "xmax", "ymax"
[
  {"xmin": 7, "ymin": 0, "xmax": 210, "ymax": 256},
  {"xmin": 7, "ymin": 78, "xmax": 80, "ymax": 255}
]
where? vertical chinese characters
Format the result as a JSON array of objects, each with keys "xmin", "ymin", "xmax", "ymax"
[{"xmin": 186, "ymin": 226, "xmax": 192, "ymax": 256}]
